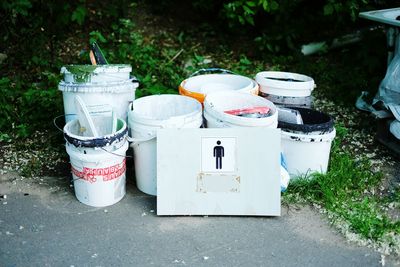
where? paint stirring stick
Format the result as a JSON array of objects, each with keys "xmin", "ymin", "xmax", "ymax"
[{"xmin": 89, "ymin": 50, "xmax": 97, "ymax": 65}]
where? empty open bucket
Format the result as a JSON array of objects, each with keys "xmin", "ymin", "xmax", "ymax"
[
  {"xmin": 128, "ymin": 95, "xmax": 203, "ymax": 195},
  {"xmin": 179, "ymin": 69, "xmax": 259, "ymax": 103},
  {"xmin": 64, "ymin": 118, "xmax": 128, "ymax": 207},
  {"xmin": 256, "ymin": 71, "xmax": 314, "ymax": 108},
  {"xmin": 59, "ymin": 64, "xmax": 138, "ymax": 122},
  {"xmin": 279, "ymin": 107, "xmax": 336, "ymax": 177}
]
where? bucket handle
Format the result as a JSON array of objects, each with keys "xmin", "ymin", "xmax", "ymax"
[
  {"xmin": 189, "ymin": 68, "xmax": 235, "ymax": 77},
  {"xmin": 53, "ymin": 114, "xmax": 78, "ymax": 132},
  {"xmin": 127, "ymin": 135, "xmax": 156, "ymax": 147}
]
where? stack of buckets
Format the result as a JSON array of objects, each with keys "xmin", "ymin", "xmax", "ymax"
[
  {"xmin": 59, "ymin": 65, "xmax": 204, "ymax": 206},
  {"xmin": 254, "ymin": 71, "xmax": 336, "ymax": 177},
  {"xmin": 59, "ymin": 65, "xmax": 335, "ymax": 207}
]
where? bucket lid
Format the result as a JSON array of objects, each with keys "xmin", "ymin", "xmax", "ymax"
[
  {"xmin": 278, "ymin": 107, "xmax": 334, "ymax": 133},
  {"xmin": 64, "ymin": 118, "xmax": 127, "ymax": 148}
]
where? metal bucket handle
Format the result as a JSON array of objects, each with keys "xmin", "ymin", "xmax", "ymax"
[
  {"xmin": 189, "ymin": 68, "xmax": 235, "ymax": 77},
  {"xmin": 127, "ymin": 134, "xmax": 156, "ymax": 147}
]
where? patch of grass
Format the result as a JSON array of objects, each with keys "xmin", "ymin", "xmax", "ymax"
[{"xmin": 283, "ymin": 123, "xmax": 399, "ymax": 247}]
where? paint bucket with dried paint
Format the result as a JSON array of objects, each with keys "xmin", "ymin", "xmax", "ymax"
[
  {"xmin": 128, "ymin": 95, "xmax": 203, "ymax": 195},
  {"xmin": 255, "ymin": 71, "xmax": 314, "ymax": 108},
  {"xmin": 278, "ymin": 107, "xmax": 335, "ymax": 177},
  {"xmin": 203, "ymin": 91, "xmax": 278, "ymax": 128},
  {"xmin": 64, "ymin": 118, "xmax": 128, "ymax": 207},
  {"xmin": 58, "ymin": 65, "xmax": 138, "ymax": 122},
  {"xmin": 179, "ymin": 68, "xmax": 259, "ymax": 104}
]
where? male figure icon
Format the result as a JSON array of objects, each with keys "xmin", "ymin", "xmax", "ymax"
[{"xmin": 213, "ymin": 140, "xmax": 224, "ymax": 169}]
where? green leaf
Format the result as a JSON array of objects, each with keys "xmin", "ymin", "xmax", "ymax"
[
  {"xmin": 245, "ymin": 15, "xmax": 255, "ymax": 25},
  {"xmin": 12, "ymin": 0, "xmax": 32, "ymax": 16},
  {"xmin": 71, "ymin": 5, "xmax": 86, "ymax": 25},
  {"xmin": 243, "ymin": 5, "xmax": 254, "ymax": 15},
  {"xmin": 261, "ymin": 0, "xmax": 269, "ymax": 11},
  {"xmin": 246, "ymin": 1, "xmax": 256, "ymax": 7},
  {"xmin": 323, "ymin": 4, "xmax": 334, "ymax": 16},
  {"xmin": 89, "ymin": 31, "xmax": 107, "ymax": 44},
  {"xmin": 270, "ymin": 1, "xmax": 279, "ymax": 11}
]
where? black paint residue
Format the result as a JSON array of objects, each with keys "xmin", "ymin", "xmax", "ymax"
[{"xmin": 278, "ymin": 107, "xmax": 334, "ymax": 133}]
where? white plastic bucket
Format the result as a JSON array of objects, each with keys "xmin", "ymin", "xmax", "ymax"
[
  {"xmin": 61, "ymin": 64, "xmax": 132, "ymax": 83},
  {"xmin": 203, "ymin": 91, "xmax": 291, "ymax": 190},
  {"xmin": 279, "ymin": 108, "xmax": 336, "ymax": 177},
  {"xmin": 64, "ymin": 118, "xmax": 129, "ymax": 207},
  {"xmin": 203, "ymin": 91, "xmax": 278, "ymax": 128},
  {"xmin": 59, "ymin": 79, "xmax": 137, "ymax": 122},
  {"xmin": 59, "ymin": 64, "xmax": 137, "ymax": 123},
  {"xmin": 128, "ymin": 95, "xmax": 203, "ymax": 195},
  {"xmin": 255, "ymin": 71, "xmax": 315, "ymax": 97},
  {"xmin": 179, "ymin": 74, "xmax": 259, "ymax": 103}
]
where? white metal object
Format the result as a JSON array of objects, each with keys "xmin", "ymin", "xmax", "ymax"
[
  {"xmin": 157, "ymin": 128, "xmax": 281, "ymax": 216},
  {"xmin": 359, "ymin": 8, "xmax": 400, "ymax": 28},
  {"xmin": 360, "ymin": 8, "xmax": 400, "ymax": 65},
  {"xmin": 127, "ymin": 95, "xmax": 203, "ymax": 196},
  {"xmin": 255, "ymin": 71, "xmax": 315, "ymax": 97}
]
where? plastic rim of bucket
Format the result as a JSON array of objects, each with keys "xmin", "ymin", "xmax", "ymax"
[
  {"xmin": 58, "ymin": 78, "xmax": 138, "ymax": 93},
  {"xmin": 66, "ymin": 138, "xmax": 128, "ymax": 160},
  {"xmin": 179, "ymin": 74, "xmax": 258, "ymax": 103},
  {"xmin": 61, "ymin": 64, "xmax": 132, "ymax": 83},
  {"xmin": 203, "ymin": 91, "xmax": 278, "ymax": 127},
  {"xmin": 63, "ymin": 118, "xmax": 128, "ymax": 148},
  {"xmin": 128, "ymin": 94, "xmax": 203, "ymax": 128},
  {"xmin": 255, "ymin": 71, "xmax": 315, "ymax": 97},
  {"xmin": 278, "ymin": 107, "xmax": 334, "ymax": 134},
  {"xmin": 281, "ymin": 127, "xmax": 336, "ymax": 143}
]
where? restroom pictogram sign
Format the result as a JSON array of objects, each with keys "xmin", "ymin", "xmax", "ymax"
[{"xmin": 201, "ymin": 137, "xmax": 236, "ymax": 172}]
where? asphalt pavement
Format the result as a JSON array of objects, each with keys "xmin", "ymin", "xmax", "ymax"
[{"xmin": 0, "ymin": 172, "xmax": 397, "ymax": 267}]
